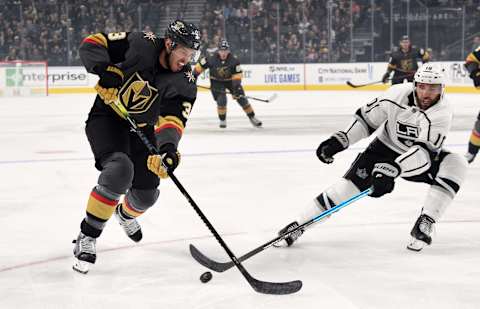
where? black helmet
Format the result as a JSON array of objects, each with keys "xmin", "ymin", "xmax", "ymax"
[
  {"xmin": 218, "ymin": 39, "xmax": 229, "ymax": 50},
  {"xmin": 165, "ymin": 20, "xmax": 201, "ymax": 50}
]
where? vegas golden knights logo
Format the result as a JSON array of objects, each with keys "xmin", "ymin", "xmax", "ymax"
[
  {"xmin": 118, "ymin": 72, "xmax": 159, "ymax": 114},
  {"xmin": 400, "ymin": 58, "xmax": 414, "ymax": 71},
  {"xmin": 217, "ymin": 66, "xmax": 229, "ymax": 79}
]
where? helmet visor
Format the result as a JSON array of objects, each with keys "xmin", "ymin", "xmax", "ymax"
[{"xmin": 171, "ymin": 44, "xmax": 200, "ymax": 63}]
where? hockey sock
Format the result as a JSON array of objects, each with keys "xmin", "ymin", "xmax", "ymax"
[
  {"xmin": 217, "ymin": 106, "xmax": 226, "ymax": 121},
  {"xmin": 468, "ymin": 130, "xmax": 480, "ymax": 154},
  {"xmin": 242, "ymin": 104, "xmax": 254, "ymax": 116},
  {"xmin": 297, "ymin": 198, "xmax": 330, "ymax": 226},
  {"xmin": 86, "ymin": 185, "xmax": 120, "ymax": 222},
  {"xmin": 421, "ymin": 187, "xmax": 452, "ymax": 222},
  {"xmin": 119, "ymin": 196, "xmax": 146, "ymax": 219}
]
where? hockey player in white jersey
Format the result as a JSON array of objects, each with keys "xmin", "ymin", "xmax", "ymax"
[{"xmin": 277, "ymin": 63, "xmax": 468, "ymax": 251}]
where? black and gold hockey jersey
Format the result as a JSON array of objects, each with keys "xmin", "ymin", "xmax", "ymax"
[
  {"xmin": 387, "ymin": 47, "xmax": 430, "ymax": 81},
  {"xmin": 79, "ymin": 31, "xmax": 197, "ymax": 148},
  {"xmin": 465, "ymin": 46, "xmax": 480, "ymax": 65},
  {"xmin": 194, "ymin": 52, "xmax": 242, "ymax": 81},
  {"xmin": 465, "ymin": 46, "xmax": 480, "ymax": 84}
]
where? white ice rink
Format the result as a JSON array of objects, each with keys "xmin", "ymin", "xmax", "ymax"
[{"xmin": 0, "ymin": 89, "xmax": 479, "ymax": 308}]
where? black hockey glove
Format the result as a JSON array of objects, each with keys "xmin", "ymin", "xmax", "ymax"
[
  {"xmin": 316, "ymin": 131, "xmax": 349, "ymax": 164},
  {"xmin": 231, "ymin": 79, "xmax": 244, "ymax": 99},
  {"xmin": 381, "ymin": 72, "xmax": 390, "ymax": 84},
  {"xmin": 93, "ymin": 63, "xmax": 125, "ymax": 104},
  {"xmin": 469, "ymin": 69, "xmax": 480, "ymax": 88},
  {"xmin": 147, "ymin": 143, "xmax": 181, "ymax": 179},
  {"xmin": 369, "ymin": 162, "xmax": 400, "ymax": 198}
]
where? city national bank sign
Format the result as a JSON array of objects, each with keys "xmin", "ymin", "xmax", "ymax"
[{"xmin": 311, "ymin": 63, "xmax": 375, "ymax": 84}]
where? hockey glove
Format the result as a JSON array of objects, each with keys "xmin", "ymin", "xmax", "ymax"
[
  {"xmin": 381, "ymin": 72, "xmax": 390, "ymax": 84},
  {"xmin": 469, "ymin": 69, "xmax": 480, "ymax": 88},
  {"xmin": 147, "ymin": 144, "xmax": 181, "ymax": 179},
  {"xmin": 94, "ymin": 63, "xmax": 124, "ymax": 104},
  {"xmin": 231, "ymin": 80, "xmax": 244, "ymax": 100},
  {"xmin": 369, "ymin": 162, "xmax": 400, "ymax": 198},
  {"xmin": 316, "ymin": 131, "xmax": 349, "ymax": 164}
]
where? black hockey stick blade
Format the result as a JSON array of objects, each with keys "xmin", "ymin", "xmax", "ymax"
[
  {"xmin": 190, "ymin": 244, "xmax": 234, "ymax": 272},
  {"xmin": 346, "ymin": 80, "xmax": 360, "ymax": 88},
  {"xmin": 244, "ymin": 92, "xmax": 277, "ymax": 103},
  {"xmin": 346, "ymin": 80, "xmax": 383, "ymax": 88},
  {"xmin": 191, "ymin": 245, "xmax": 302, "ymax": 294},
  {"xmin": 247, "ymin": 273, "xmax": 302, "ymax": 295}
]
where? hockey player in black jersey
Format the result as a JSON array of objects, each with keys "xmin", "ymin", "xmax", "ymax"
[
  {"xmin": 464, "ymin": 46, "xmax": 480, "ymax": 163},
  {"xmin": 72, "ymin": 20, "xmax": 201, "ymax": 274},
  {"xmin": 277, "ymin": 63, "xmax": 467, "ymax": 252},
  {"xmin": 382, "ymin": 35, "xmax": 430, "ymax": 85},
  {"xmin": 194, "ymin": 39, "xmax": 262, "ymax": 128}
]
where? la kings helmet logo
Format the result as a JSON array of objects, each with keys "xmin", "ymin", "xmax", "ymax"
[{"xmin": 396, "ymin": 121, "xmax": 420, "ymax": 147}]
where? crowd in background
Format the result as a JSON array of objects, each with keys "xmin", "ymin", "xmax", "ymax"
[
  {"xmin": 199, "ymin": 0, "xmax": 353, "ymax": 63},
  {"xmin": 1, "ymin": 0, "xmax": 480, "ymax": 65},
  {"xmin": 0, "ymin": 0, "xmax": 161, "ymax": 65}
]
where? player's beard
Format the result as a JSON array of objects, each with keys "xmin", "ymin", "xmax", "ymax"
[{"xmin": 417, "ymin": 94, "xmax": 440, "ymax": 110}]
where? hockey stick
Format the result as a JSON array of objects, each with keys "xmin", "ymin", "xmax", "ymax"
[
  {"xmin": 109, "ymin": 96, "xmax": 301, "ymax": 295},
  {"xmin": 346, "ymin": 72, "xmax": 415, "ymax": 88},
  {"xmin": 346, "ymin": 80, "xmax": 386, "ymax": 88},
  {"xmin": 189, "ymin": 188, "xmax": 371, "ymax": 272},
  {"xmin": 197, "ymin": 85, "xmax": 277, "ymax": 103}
]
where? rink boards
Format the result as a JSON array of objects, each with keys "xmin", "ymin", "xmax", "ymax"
[{"xmin": 11, "ymin": 61, "xmax": 479, "ymax": 95}]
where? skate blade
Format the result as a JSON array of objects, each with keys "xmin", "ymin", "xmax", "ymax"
[
  {"xmin": 407, "ymin": 238, "xmax": 427, "ymax": 252},
  {"xmin": 72, "ymin": 257, "xmax": 92, "ymax": 274}
]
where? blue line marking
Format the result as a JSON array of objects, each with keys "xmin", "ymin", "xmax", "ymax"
[{"xmin": 0, "ymin": 143, "xmax": 468, "ymax": 165}]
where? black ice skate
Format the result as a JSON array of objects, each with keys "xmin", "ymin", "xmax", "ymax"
[
  {"xmin": 72, "ymin": 232, "xmax": 96, "ymax": 274},
  {"xmin": 115, "ymin": 205, "xmax": 142, "ymax": 242},
  {"xmin": 407, "ymin": 214, "xmax": 435, "ymax": 252},
  {"xmin": 248, "ymin": 115, "xmax": 262, "ymax": 128},
  {"xmin": 274, "ymin": 221, "xmax": 304, "ymax": 247}
]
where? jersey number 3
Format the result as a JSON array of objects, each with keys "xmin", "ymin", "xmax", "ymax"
[{"xmin": 107, "ymin": 32, "xmax": 127, "ymax": 41}]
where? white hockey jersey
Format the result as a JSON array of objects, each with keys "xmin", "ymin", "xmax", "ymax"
[{"xmin": 344, "ymin": 83, "xmax": 453, "ymax": 177}]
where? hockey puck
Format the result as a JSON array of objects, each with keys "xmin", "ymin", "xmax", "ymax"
[{"xmin": 200, "ymin": 271, "xmax": 212, "ymax": 283}]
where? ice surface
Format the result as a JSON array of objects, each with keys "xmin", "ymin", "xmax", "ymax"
[{"xmin": 0, "ymin": 90, "xmax": 479, "ymax": 308}]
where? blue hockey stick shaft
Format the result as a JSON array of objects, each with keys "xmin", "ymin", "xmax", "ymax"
[{"xmin": 312, "ymin": 188, "xmax": 372, "ymax": 223}]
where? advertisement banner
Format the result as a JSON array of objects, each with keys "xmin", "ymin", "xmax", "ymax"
[
  {"xmin": 46, "ymin": 67, "xmax": 91, "ymax": 87},
  {"xmin": 196, "ymin": 64, "xmax": 304, "ymax": 89},
  {"xmin": 41, "ymin": 62, "xmax": 478, "ymax": 94},
  {"xmin": 442, "ymin": 61, "xmax": 472, "ymax": 86},
  {"xmin": 306, "ymin": 62, "xmax": 381, "ymax": 85}
]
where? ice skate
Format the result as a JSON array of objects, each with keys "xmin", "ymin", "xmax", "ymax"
[
  {"xmin": 465, "ymin": 152, "xmax": 476, "ymax": 164},
  {"xmin": 219, "ymin": 119, "xmax": 227, "ymax": 128},
  {"xmin": 274, "ymin": 221, "xmax": 304, "ymax": 247},
  {"xmin": 248, "ymin": 115, "xmax": 262, "ymax": 128},
  {"xmin": 72, "ymin": 232, "xmax": 96, "ymax": 274},
  {"xmin": 407, "ymin": 214, "xmax": 435, "ymax": 252},
  {"xmin": 115, "ymin": 205, "xmax": 142, "ymax": 242}
]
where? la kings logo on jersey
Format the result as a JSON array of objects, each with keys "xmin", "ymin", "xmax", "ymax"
[{"xmin": 396, "ymin": 121, "xmax": 420, "ymax": 147}]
